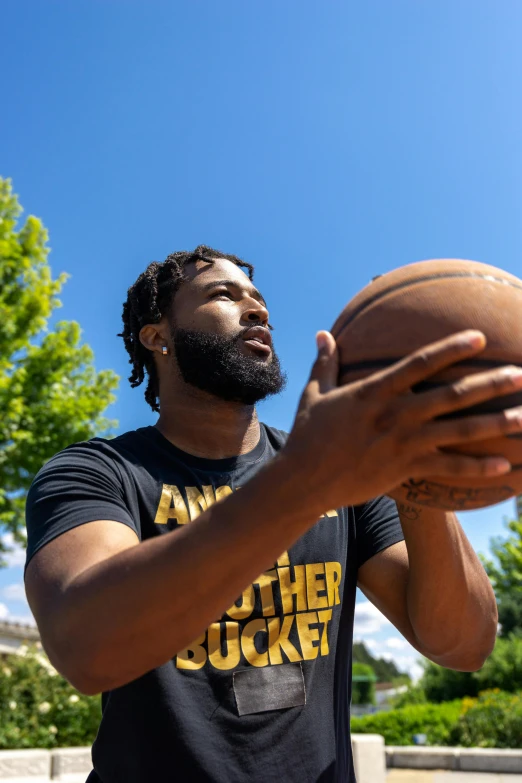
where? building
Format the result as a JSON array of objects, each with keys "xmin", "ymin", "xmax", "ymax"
[{"xmin": 0, "ymin": 619, "xmax": 40, "ymax": 656}]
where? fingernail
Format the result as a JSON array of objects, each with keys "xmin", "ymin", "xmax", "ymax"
[
  {"xmin": 503, "ymin": 366, "xmax": 522, "ymax": 383},
  {"xmin": 462, "ymin": 330, "xmax": 486, "ymax": 348},
  {"xmin": 506, "ymin": 408, "xmax": 522, "ymax": 423},
  {"xmin": 486, "ymin": 457, "xmax": 512, "ymax": 475},
  {"xmin": 316, "ymin": 332, "xmax": 329, "ymax": 352}
]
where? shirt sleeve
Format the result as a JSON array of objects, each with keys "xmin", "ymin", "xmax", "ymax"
[
  {"xmin": 354, "ymin": 495, "xmax": 405, "ymax": 569},
  {"xmin": 25, "ymin": 441, "xmax": 138, "ymax": 571}
]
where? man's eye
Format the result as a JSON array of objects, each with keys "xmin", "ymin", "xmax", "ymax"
[{"xmin": 211, "ymin": 290, "xmax": 233, "ymax": 299}]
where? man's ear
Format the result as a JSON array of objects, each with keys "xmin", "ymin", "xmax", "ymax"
[{"xmin": 139, "ymin": 322, "xmax": 169, "ymax": 355}]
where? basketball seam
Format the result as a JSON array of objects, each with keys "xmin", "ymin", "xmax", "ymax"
[{"xmin": 333, "ymin": 271, "xmax": 522, "ymax": 336}]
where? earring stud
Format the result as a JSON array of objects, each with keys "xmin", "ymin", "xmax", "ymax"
[{"xmin": 162, "ymin": 346, "xmax": 168, "ymax": 356}]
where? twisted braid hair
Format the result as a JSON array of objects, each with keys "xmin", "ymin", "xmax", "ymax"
[{"xmin": 117, "ymin": 245, "xmax": 255, "ymax": 412}]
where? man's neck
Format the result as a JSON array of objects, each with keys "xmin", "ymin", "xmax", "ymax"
[{"xmin": 154, "ymin": 385, "xmax": 261, "ymax": 460}]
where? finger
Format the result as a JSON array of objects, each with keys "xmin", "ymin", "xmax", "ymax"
[
  {"xmin": 410, "ymin": 452, "xmax": 512, "ymax": 479},
  {"xmin": 373, "ymin": 330, "xmax": 487, "ymax": 398},
  {"xmin": 407, "ymin": 366, "xmax": 522, "ymax": 422},
  {"xmin": 307, "ymin": 331, "xmax": 339, "ymax": 395},
  {"xmin": 418, "ymin": 405, "xmax": 522, "ymax": 449}
]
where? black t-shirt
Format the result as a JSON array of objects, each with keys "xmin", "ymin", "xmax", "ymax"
[{"xmin": 25, "ymin": 424, "xmax": 404, "ymax": 783}]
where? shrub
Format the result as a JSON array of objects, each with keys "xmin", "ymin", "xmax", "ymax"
[
  {"xmin": 351, "ymin": 701, "xmax": 462, "ymax": 746},
  {"xmin": 448, "ymin": 690, "xmax": 522, "ymax": 749},
  {"xmin": 0, "ymin": 644, "xmax": 100, "ymax": 748}
]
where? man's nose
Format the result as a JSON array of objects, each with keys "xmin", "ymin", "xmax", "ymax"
[{"xmin": 243, "ymin": 300, "xmax": 269, "ymax": 325}]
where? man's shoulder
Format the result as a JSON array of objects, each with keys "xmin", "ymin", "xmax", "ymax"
[
  {"xmin": 261, "ymin": 423, "xmax": 290, "ymax": 450},
  {"xmin": 88, "ymin": 426, "xmax": 150, "ymax": 453},
  {"xmin": 34, "ymin": 427, "xmax": 149, "ymax": 478}
]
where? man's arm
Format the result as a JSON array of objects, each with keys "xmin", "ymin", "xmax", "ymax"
[
  {"xmin": 25, "ymin": 450, "xmax": 323, "ymax": 695},
  {"xmin": 357, "ymin": 503, "xmax": 498, "ymax": 671}
]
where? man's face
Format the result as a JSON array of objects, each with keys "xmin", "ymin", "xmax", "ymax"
[{"xmin": 167, "ymin": 258, "xmax": 286, "ymax": 404}]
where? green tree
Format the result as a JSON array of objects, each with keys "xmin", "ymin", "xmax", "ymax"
[
  {"xmin": 420, "ymin": 659, "xmax": 479, "ymax": 703},
  {"xmin": 0, "ymin": 177, "xmax": 119, "ymax": 563},
  {"xmin": 410, "ymin": 635, "xmax": 522, "ymax": 704},
  {"xmin": 475, "ymin": 634, "xmax": 522, "ymax": 693},
  {"xmin": 353, "ymin": 641, "xmax": 408, "ymax": 683},
  {"xmin": 352, "ymin": 662, "xmax": 377, "ymax": 705},
  {"xmin": 481, "ymin": 517, "xmax": 522, "ymax": 637}
]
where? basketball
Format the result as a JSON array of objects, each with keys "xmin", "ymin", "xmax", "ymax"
[{"xmin": 331, "ymin": 259, "xmax": 522, "ymax": 511}]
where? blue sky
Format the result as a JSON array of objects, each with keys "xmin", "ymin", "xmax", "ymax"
[{"xmin": 1, "ymin": 1, "xmax": 522, "ymax": 677}]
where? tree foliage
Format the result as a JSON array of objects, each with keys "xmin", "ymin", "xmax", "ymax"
[
  {"xmin": 408, "ymin": 634, "xmax": 522, "ymax": 705},
  {"xmin": 0, "ymin": 177, "xmax": 119, "ymax": 562},
  {"xmin": 420, "ymin": 659, "xmax": 479, "ymax": 703},
  {"xmin": 475, "ymin": 634, "xmax": 522, "ymax": 693},
  {"xmin": 481, "ymin": 517, "xmax": 522, "ymax": 637},
  {"xmin": 352, "ymin": 662, "xmax": 376, "ymax": 705},
  {"xmin": 352, "ymin": 641, "xmax": 408, "ymax": 683}
]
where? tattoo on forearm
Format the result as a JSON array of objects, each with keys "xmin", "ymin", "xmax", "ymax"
[
  {"xmin": 396, "ymin": 502, "xmax": 421, "ymax": 521},
  {"xmin": 401, "ymin": 479, "xmax": 514, "ymax": 510}
]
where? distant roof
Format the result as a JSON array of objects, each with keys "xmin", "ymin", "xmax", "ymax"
[{"xmin": 0, "ymin": 620, "xmax": 40, "ymax": 641}]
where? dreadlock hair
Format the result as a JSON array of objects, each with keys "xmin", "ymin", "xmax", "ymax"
[{"xmin": 117, "ymin": 245, "xmax": 255, "ymax": 413}]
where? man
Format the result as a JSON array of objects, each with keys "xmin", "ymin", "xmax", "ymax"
[{"xmin": 24, "ymin": 245, "xmax": 522, "ymax": 782}]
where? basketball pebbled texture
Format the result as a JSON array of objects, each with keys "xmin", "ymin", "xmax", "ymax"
[{"xmin": 330, "ymin": 259, "xmax": 522, "ymax": 511}]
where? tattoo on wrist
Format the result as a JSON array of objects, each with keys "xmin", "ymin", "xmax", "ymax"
[
  {"xmin": 400, "ymin": 478, "xmax": 513, "ymax": 510},
  {"xmin": 396, "ymin": 502, "xmax": 421, "ymax": 521}
]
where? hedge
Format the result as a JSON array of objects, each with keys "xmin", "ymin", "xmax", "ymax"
[
  {"xmin": 351, "ymin": 701, "xmax": 463, "ymax": 746},
  {"xmin": 3, "ymin": 646, "xmax": 522, "ymax": 751},
  {"xmin": 352, "ymin": 690, "xmax": 522, "ymax": 749}
]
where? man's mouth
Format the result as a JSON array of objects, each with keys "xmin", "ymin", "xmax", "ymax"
[{"xmin": 242, "ymin": 326, "xmax": 272, "ymax": 355}]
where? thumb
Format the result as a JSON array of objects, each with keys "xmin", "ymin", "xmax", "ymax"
[{"xmin": 309, "ymin": 331, "xmax": 339, "ymax": 394}]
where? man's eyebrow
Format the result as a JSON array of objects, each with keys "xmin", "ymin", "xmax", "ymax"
[{"xmin": 202, "ymin": 279, "xmax": 267, "ymax": 306}]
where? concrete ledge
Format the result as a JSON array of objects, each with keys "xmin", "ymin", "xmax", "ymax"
[
  {"xmin": 0, "ymin": 749, "xmax": 92, "ymax": 781},
  {"xmin": 0, "ymin": 749, "xmax": 51, "ymax": 779},
  {"xmin": 1, "ymin": 743, "xmax": 521, "ymax": 779},
  {"xmin": 351, "ymin": 734, "xmax": 386, "ymax": 783},
  {"xmin": 386, "ymin": 745, "xmax": 522, "ymax": 773},
  {"xmin": 458, "ymin": 747, "xmax": 522, "ymax": 773},
  {"xmin": 387, "ymin": 746, "xmax": 458, "ymax": 770},
  {"xmin": 51, "ymin": 748, "xmax": 92, "ymax": 780}
]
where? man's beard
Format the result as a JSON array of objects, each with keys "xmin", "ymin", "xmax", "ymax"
[{"xmin": 171, "ymin": 326, "xmax": 287, "ymax": 405}]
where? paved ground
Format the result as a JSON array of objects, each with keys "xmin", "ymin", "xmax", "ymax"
[
  {"xmin": 8, "ymin": 771, "xmax": 522, "ymax": 783},
  {"xmin": 0, "ymin": 778, "xmax": 87, "ymax": 783},
  {"xmin": 388, "ymin": 771, "xmax": 522, "ymax": 782},
  {"xmin": 0, "ymin": 779, "xmax": 86, "ymax": 783}
]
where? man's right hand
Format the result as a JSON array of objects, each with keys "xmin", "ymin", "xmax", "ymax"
[{"xmin": 283, "ymin": 329, "xmax": 522, "ymax": 510}]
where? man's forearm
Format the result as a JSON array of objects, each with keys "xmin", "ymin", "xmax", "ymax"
[
  {"xmin": 54, "ymin": 452, "xmax": 324, "ymax": 694},
  {"xmin": 397, "ymin": 502, "xmax": 498, "ymax": 670}
]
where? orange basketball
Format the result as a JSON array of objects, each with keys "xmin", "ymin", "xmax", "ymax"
[{"xmin": 331, "ymin": 259, "xmax": 522, "ymax": 511}]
